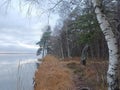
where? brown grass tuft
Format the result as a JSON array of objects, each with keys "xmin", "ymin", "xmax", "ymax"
[{"xmin": 34, "ymin": 55, "xmax": 75, "ymax": 90}]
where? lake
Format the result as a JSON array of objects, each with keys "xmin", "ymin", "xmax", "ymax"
[{"xmin": 0, "ymin": 54, "xmax": 41, "ymax": 90}]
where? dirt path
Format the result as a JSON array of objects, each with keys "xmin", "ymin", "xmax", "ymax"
[
  {"xmin": 34, "ymin": 55, "xmax": 110, "ymax": 90},
  {"xmin": 61, "ymin": 58, "xmax": 91, "ymax": 90}
]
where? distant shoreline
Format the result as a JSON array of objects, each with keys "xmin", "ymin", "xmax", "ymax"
[{"xmin": 0, "ymin": 53, "xmax": 35, "ymax": 54}]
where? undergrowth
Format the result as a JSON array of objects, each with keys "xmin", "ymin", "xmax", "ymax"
[{"xmin": 66, "ymin": 59, "xmax": 109, "ymax": 90}]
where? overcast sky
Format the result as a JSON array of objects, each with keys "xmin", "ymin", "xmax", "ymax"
[{"xmin": 0, "ymin": 0, "xmax": 59, "ymax": 53}]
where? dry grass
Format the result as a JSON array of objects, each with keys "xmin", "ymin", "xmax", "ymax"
[
  {"xmin": 66, "ymin": 58, "xmax": 109, "ymax": 90},
  {"xmin": 34, "ymin": 55, "xmax": 75, "ymax": 90},
  {"xmin": 34, "ymin": 56, "xmax": 120, "ymax": 90}
]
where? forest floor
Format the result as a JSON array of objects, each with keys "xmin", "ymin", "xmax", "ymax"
[{"xmin": 34, "ymin": 55, "xmax": 120, "ymax": 90}]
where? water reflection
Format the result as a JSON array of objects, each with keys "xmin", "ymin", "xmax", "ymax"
[{"xmin": 0, "ymin": 54, "xmax": 40, "ymax": 90}]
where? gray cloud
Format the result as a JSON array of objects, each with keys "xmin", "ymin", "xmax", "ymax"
[{"xmin": 0, "ymin": 0, "xmax": 60, "ymax": 53}]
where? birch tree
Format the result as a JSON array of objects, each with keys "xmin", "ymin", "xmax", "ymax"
[{"xmin": 91, "ymin": 0, "xmax": 119, "ymax": 90}]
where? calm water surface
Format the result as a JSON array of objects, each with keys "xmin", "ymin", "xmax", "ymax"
[{"xmin": 0, "ymin": 54, "xmax": 40, "ymax": 90}]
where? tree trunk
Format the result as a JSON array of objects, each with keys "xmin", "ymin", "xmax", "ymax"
[
  {"xmin": 81, "ymin": 44, "xmax": 89, "ymax": 66},
  {"xmin": 91, "ymin": 0, "xmax": 119, "ymax": 90},
  {"xmin": 42, "ymin": 41, "xmax": 46, "ymax": 58},
  {"xmin": 42, "ymin": 47, "xmax": 44, "ymax": 58},
  {"xmin": 65, "ymin": 26, "xmax": 71, "ymax": 58},
  {"xmin": 66, "ymin": 37, "xmax": 71, "ymax": 58},
  {"xmin": 90, "ymin": 45, "xmax": 94, "ymax": 59},
  {"xmin": 60, "ymin": 39, "xmax": 64, "ymax": 59},
  {"xmin": 96, "ymin": 40, "xmax": 100, "ymax": 58},
  {"xmin": 101, "ymin": 38, "xmax": 105, "ymax": 58}
]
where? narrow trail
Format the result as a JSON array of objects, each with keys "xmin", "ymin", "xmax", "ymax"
[
  {"xmin": 34, "ymin": 55, "xmax": 109, "ymax": 90},
  {"xmin": 74, "ymin": 75, "xmax": 89, "ymax": 90},
  {"xmin": 61, "ymin": 58, "xmax": 91, "ymax": 90}
]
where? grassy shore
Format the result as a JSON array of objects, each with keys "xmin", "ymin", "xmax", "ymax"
[
  {"xmin": 34, "ymin": 55, "xmax": 120, "ymax": 90},
  {"xmin": 34, "ymin": 55, "xmax": 75, "ymax": 90}
]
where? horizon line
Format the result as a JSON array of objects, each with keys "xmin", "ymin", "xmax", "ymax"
[{"xmin": 0, "ymin": 53, "xmax": 35, "ymax": 54}]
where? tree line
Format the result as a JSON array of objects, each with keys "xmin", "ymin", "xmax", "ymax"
[
  {"xmin": 37, "ymin": 0, "xmax": 120, "ymax": 60},
  {"xmin": 1, "ymin": 0, "xmax": 120, "ymax": 89},
  {"xmin": 36, "ymin": 0, "xmax": 120, "ymax": 90}
]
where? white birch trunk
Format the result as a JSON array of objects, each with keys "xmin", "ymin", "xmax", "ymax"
[
  {"xmin": 42, "ymin": 47, "xmax": 45, "ymax": 58},
  {"xmin": 42, "ymin": 41, "xmax": 46, "ymax": 58},
  {"xmin": 91, "ymin": 0, "xmax": 119, "ymax": 90}
]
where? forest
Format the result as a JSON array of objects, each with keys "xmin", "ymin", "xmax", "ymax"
[
  {"xmin": 36, "ymin": 0, "xmax": 120, "ymax": 60},
  {"xmin": 35, "ymin": 0, "xmax": 120, "ymax": 90}
]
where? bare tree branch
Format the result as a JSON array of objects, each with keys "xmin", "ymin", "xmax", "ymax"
[
  {"xmin": 0, "ymin": 0, "xmax": 11, "ymax": 13},
  {"xmin": 49, "ymin": 0, "xmax": 63, "ymax": 11}
]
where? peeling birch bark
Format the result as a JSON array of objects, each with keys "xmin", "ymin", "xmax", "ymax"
[{"xmin": 91, "ymin": 0, "xmax": 119, "ymax": 90}]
